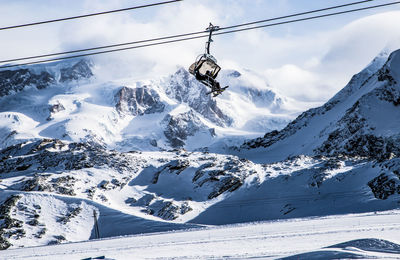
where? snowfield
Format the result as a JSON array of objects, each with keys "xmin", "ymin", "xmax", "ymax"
[
  {"xmin": 1, "ymin": 210, "xmax": 399, "ymax": 259},
  {"xmin": 1, "ymin": 48, "xmax": 400, "ymax": 259}
]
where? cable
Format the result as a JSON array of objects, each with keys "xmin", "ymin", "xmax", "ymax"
[
  {"xmin": 0, "ymin": 0, "xmax": 183, "ymax": 31},
  {"xmin": 0, "ymin": 35, "xmax": 207, "ymax": 69},
  {"xmin": 220, "ymin": 0, "xmax": 377, "ymax": 31},
  {"xmin": 1, "ymin": 1, "xmax": 400, "ymax": 69},
  {"xmin": 0, "ymin": 31, "xmax": 208, "ymax": 64},
  {"xmin": 215, "ymin": 1, "xmax": 400, "ymax": 37},
  {"xmin": 0, "ymin": 0, "xmax": 380, "ymax": 64}
]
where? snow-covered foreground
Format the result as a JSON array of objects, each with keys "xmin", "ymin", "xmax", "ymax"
[{"xmin": 2, "ymin": 210, "xmax": 400, "ymax": 260}]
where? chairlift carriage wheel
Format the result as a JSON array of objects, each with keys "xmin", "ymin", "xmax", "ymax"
[{"xmin": 189, "ymin": 23, "xmax": 228, "ymax": 97}]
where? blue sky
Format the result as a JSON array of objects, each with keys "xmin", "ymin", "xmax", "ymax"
[{"xmin": 1, "ymin": 0, "xmax": 400, "ymax": 101}]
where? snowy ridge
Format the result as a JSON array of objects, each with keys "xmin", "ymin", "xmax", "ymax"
[{"xmin": 240, "ymin": 48, "xmax": 400, "ymax": 163}]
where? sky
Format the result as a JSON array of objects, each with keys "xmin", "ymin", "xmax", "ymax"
[{"xmin": 1, "ymin": 0, "xmax": 400, "ymax": 102}]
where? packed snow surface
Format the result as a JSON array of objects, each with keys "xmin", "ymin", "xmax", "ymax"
[{"xmin": 1, "ymin": 210, "xmax": 399, "ymax": 259}]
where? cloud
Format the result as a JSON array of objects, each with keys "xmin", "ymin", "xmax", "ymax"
[
  {"xmin": 265, "ymin": 64, "xmax": 326, "ymax": 102},
  {"xmin": 318, "ymin": 11, "xmax": 400, "ymax": 74},
  {"xmin": 1, "ymin": 1, "xmax": 400, "ymax": 103},
  {"xmin": 260, "ymin": 11, "xmax": 400, "ymax": 102}
]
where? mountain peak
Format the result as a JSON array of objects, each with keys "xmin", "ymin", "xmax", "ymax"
[
  {"xmin": 386, "ymin": 48, "xmax": 400, "ymax": 82},
  {"xmin": 241, "ymin": 48, "xmax": 400, "ymax": 163},
  {"xmin": 0, "ymin": 59, "xmax": 93, "ymax": 98}
]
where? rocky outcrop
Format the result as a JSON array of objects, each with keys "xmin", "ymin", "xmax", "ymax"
[
  {"xmin": 368, "ymin": 173, "xmax": 400, "ymax": 199},
  {"xmin": 0, "ymin": 69, "xmax": 55, "ymax": 97},
  {"xmin": 152, "ymin": 159, "xmax": 190, "ymax": 184},
  {"xmin": 369, "ymin": 159, "xmax": 400, "ymax": 199},
  {"xmin": 59, "ymin": 59, "xmax": 93, "ymax": 82},
  {"xmin": 316, "ymin": 76, "xmax": 400, "ymax": 159},
  {"xmin": 115, "ymin": 86, "xmax": 165, "ymax": 116},
  {"xmin": 162, "ymin": 110, "xmax": 215, "ymax": 148},
  {"xmin": 0, "ymin": 195, "xmax": 22, "ymax": 250},
  {"xmin": 0, "ymin": 59, "xmax": 93, "ymax": 98},
  {"xmin": 47, "ymin": 102, "xmax": 66, "ymax": 121},
  {"xmin": 191, "ymin": 157, "xmax": 251, "ymax": 199},
  {"xmin": 0, "ymin": 139, "xmax": 140, "ymax": 175}
]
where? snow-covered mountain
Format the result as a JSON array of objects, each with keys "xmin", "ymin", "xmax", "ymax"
[
  {"xmin": 240, "ymin": 48, "xmax": 400, "ymax": 163},
  {"xmin": 1, "ymin": 49, "xmax": 400, "ymax": 251},
  {"xmin": 0, "ymin": 61, "xmax": 299, "ymax": 152}
]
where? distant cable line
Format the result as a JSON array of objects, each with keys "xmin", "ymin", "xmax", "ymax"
[
  {"xmin": 215, "ymin": 1, "xmax": 400, "ymax": 37},
  {"xmin": 0, "ymin": 0, "xmax": 379, "ymax": 64},
  {"xmin": 220, "ymin": 0, "xmax": 377, "ymax": 31},
  {"xmin": 1, "ymin": 1, "xmax": 400, "ymax": 69},
  {"xmin": 0, "ymin": 30, "xmax": 208, "ymax": 64},
  {"xmin": 0, "ymin": 0, "xmax": 183, "ymax": 31}
]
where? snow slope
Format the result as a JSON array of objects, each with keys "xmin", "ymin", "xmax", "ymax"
[
  {"xmin": 1, "ymin": 210, "xmax": 399, "ymax": 259},
  {"xmin": 1, "ymin": 138, "xmax": 399, "ymax": 249},
  {"xmin": 1, "ymin": 49, "xmax": 400, "ymax": 255},
  {"xmin": 240, "ymin": 48, "xmax": 400, "ymax": 163}
]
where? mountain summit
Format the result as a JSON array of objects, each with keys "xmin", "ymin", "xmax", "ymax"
[{"xmin": 241, "ymin": 49, "xmax": 400, "ymax": 163}]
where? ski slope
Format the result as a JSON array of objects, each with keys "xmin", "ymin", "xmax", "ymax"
[{"xmin": 2, "ymin": 210, "xmax": 400, "ymax": 259}]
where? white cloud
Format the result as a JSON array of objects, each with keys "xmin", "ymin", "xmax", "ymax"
[
  {"xmin": 265, "ymin": 64, "xmax": 325, "ymax": 101},
  {"xmin": 259, "ymin": 11, "xmax": 400, "ymax": 102},
  {"xmin": 1, "ymin": 2, "xmax": 400, "ymax": 103}
]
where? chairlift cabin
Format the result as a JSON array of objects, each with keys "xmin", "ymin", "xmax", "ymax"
[
  {"xmin": 188, "ymin": 23, "xmax": 228, "ymax": 96},
  {"xmin": 189, "ymin": 54, "xmax": 221, "ymax": 85}
]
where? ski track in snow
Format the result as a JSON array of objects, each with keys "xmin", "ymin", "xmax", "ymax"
[{"xmin": 2, "ymin": 210, "xmax": 400, "ymax": 259}]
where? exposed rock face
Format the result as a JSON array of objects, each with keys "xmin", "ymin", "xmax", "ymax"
[
  {"xmin": 316, "ymin": 59, "xmax": 400, "ymax": 159},
  {"xmin": 368, "ymin": 173, "xmax": 400, "ymax": 199},
  {"xmin": 369, "ymin": 159, "xmax": 400, "ymax": 199},
  {"xmin": 49, "ymin": 103, "xmax": 65, "ymax": 114},
  {"xmin": 115, "ymin": 86, "xmax": 165, "ymax": 116},
  {"xmin": 47, "ymin": 102, "xmax": 66, "ymax": 121},
  {"xmin": 0, "ymin": 69, "xmax": 55, "ymax": 97},
  {"xmin": 191, "ymin": 157, "xmax": 252, "ymax": 199},
  {"xmin": 152, "ymin": 159, "xmax": 190, "ymax": 184},
  {"xmin": 165, "ymin": 68, "xmax": 232, "ymax": 127},
  {"xmin": 59, "ymin": 59, "xmax": 93, "ymax": 82},
  {"xmin": 242, "ymin": 49, "xmax": 400, "ymax": 161},
  {"xmin": 155, "ymin": 201, "xmax": 192, "ymax": 221},
  {"xmin": 0, "ymin": 195, "xmax": 22, "ymax": 250},
  {"xmin": 22, "ymin": 175, "xmax": 76, "ymax": 196},
  {"xmin": 0, "ymin": 59, "xmax": 93, "ymax": 98},
  {"xmin": 162, "ymin": 110, "xmax": 214, "ymax": 147},
  {"xmin": 0, "ymin": 139, "xmax": 136, "ymax": 175}
]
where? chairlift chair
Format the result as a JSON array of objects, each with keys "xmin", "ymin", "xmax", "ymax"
[
  {"xmin": 189, "ymin": 54, "xmax": 221, "ymax": 88},
  {"xmin": 189, "ymin": 23, "xmax": 228, "ymax": 96}
]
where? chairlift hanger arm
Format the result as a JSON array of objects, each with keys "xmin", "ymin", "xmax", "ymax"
[{"xmin": 205, "ymin": 23, "xmax": 220, "ymax": 55}]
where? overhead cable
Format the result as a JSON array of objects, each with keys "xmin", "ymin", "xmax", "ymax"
[
  {"xmin": 1, "ymin": 1, "xmax": 400, "ymax": 69},
  {"xmin": 220, "ymin": 0, "xmax": 377, "ymax": 31},
  {"xmin": 0, "ymin": 0, "xmax": 183, "ymax": 31},
  {"xmin": 215, "ymin": 1, "xmax": 400, "ymax": 37},
  {"xmin": 0, "ymin": 0, "xmax": 379, "ymax": 64}
]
